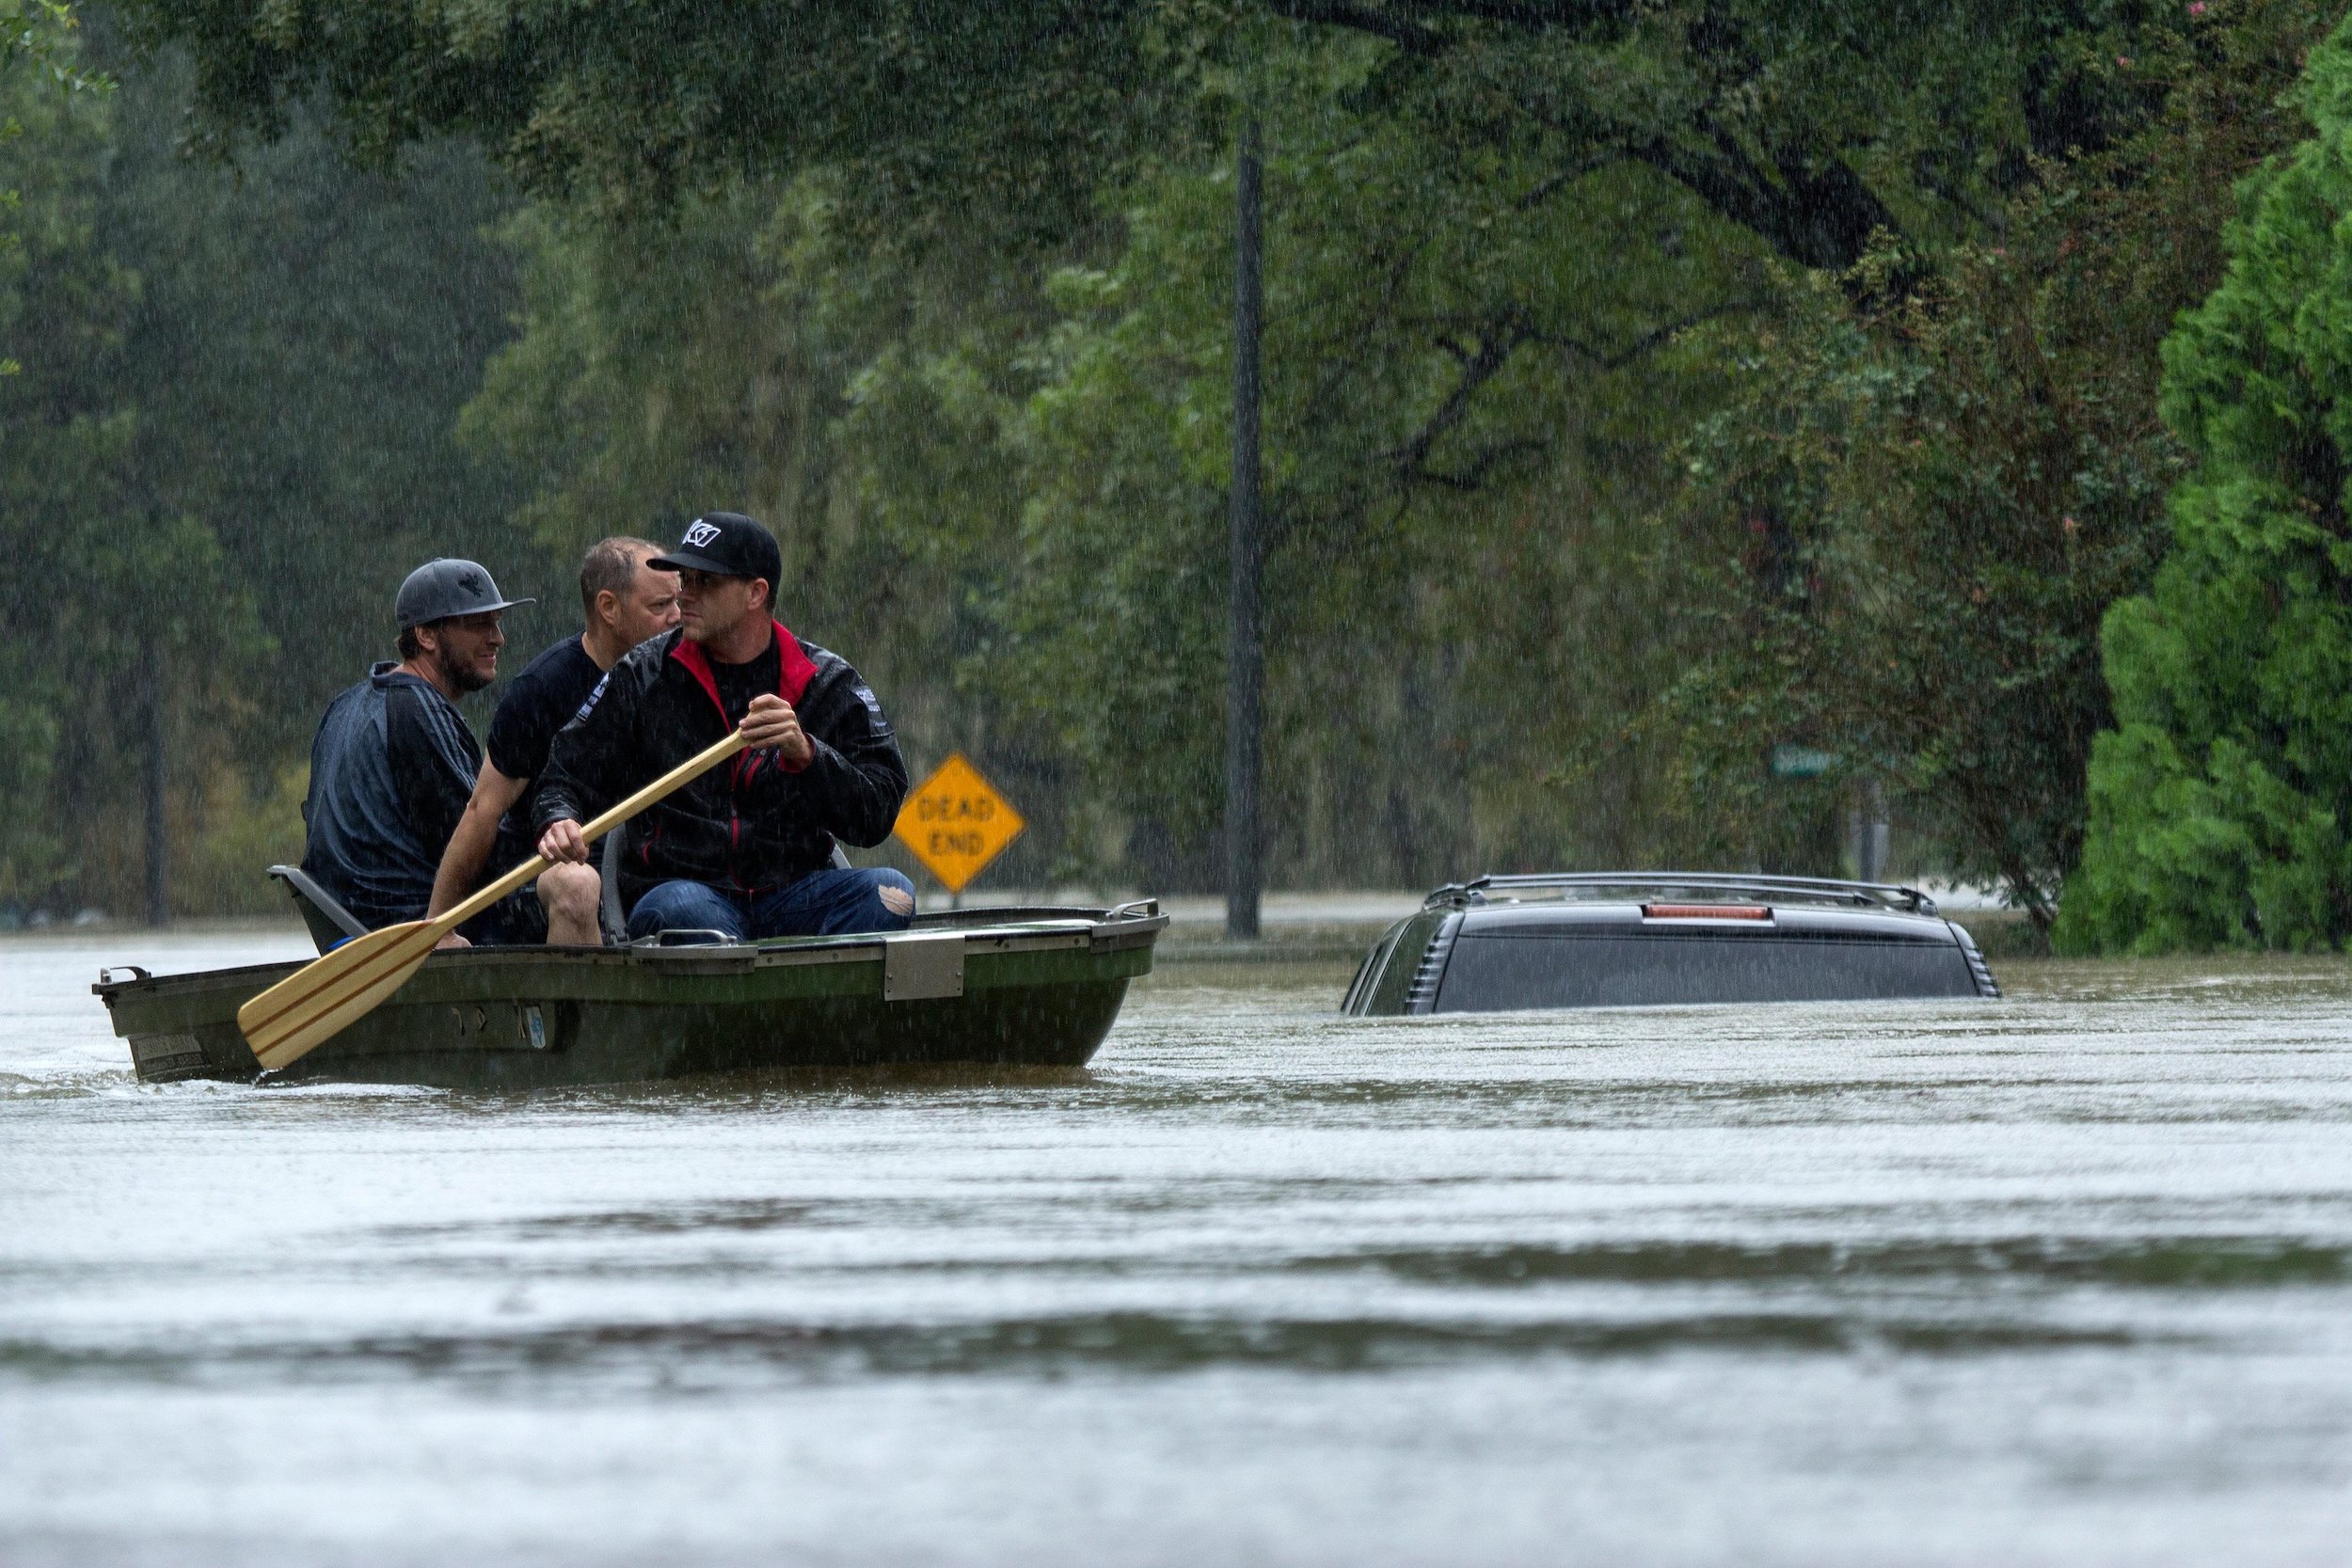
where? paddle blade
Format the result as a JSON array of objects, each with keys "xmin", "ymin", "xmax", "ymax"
[{"xmin": 236, "ymin": 920, "xmax": 443, "ymax": 1071}]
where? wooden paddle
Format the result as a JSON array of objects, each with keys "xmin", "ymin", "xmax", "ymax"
[{"xmin": 237, "ymin": 727, "xmax": 750, "ymax": 1071}]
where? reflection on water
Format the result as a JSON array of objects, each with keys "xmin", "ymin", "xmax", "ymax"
[{"xmin": 5, "ymin": 933, "xmax": 2352, "ymax": 1565}]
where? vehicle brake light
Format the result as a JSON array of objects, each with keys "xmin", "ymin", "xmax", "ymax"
[{"xmin": 1642, "ymin": 903, "xmax": 1771, "ymax": 920}]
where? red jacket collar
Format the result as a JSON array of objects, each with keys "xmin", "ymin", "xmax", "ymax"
[{"xmin": 670, "ymin": 620, "xmax": 818, "ymax": 719}]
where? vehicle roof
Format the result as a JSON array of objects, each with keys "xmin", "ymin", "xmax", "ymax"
[
  {"xmin": 1423, "ymin": 871, "xmax": 1941, "ymax": 917},
  {"xmin": 1454, "ymin": 902, "xmax": 1955, "ymax": 943}
]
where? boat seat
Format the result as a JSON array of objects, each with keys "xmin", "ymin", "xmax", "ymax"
[
  {"xmin": 599, "ymin": 825, "xmax": 627, "ymax": 942},
  {"xmin": 598, "ymin": 827, "xmax": 854, "ymax": 942},
  {"xmin": 267, "ymin": 864, "xmax": 369, "ymax": 955}
]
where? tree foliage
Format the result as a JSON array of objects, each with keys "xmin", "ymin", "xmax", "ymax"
[
  {"xmin": 0, "ymin": 28, "xmax": 538, "ymax": 913},
  {"xmin": 455, "ymin": 32, "xmax": 1767, "ymax": 888},
  {"xmin": 8, "ymin": 0, "xmax": 2337, "ymax": 915},
  {"xmin": 2060, "ymin": 11, "xmax": 2352, "ymax": 953},
  {"xmin": 121, "ymin": 0, "xmax": 2164, "ymax": 256},
  {"xmin": 0, "ymin": 1, "xmax": 109, "ymax": 375},
  {"xmin": 0, "ymin": 8, "xmax": 121, "ymax": 897},
  {"xmin": 122, "ymin": 0, "xmax": 2197, "ymax": 482},
  {"xmin": 1663, "ymin": 0, "xmax": 2329, "ymax": 925},
  {"xmin": 993, "ymin": 36, "xmax": 1764, "ymax": 883}
]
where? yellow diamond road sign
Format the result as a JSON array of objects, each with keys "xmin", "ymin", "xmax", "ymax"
[{"xmin": 895, "ymin": 752, "xmax": 1025, "ymax": 894}]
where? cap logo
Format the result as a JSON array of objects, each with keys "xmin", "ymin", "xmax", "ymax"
[{"xmin": 683, "ymin": 521, "xmax": 722, "ymax": 549}]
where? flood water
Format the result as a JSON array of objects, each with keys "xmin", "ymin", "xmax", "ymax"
[{"xmin": 6, "ymin": 929, "xmax": 2352, "ymax": 1565}]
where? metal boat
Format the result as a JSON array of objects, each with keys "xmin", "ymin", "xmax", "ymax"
[
  {"xmin": 95, "ymin": 900, "xmax": 1167, "ymax": 1088},
  {"xmin": 1344, "ymin": 873, "xmax": 1999, "ymax": 1016}
]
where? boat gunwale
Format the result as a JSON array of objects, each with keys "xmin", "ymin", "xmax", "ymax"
[{"xmin": 92, "ymin": 907, "xmax": 1168, "ymax": 1004}]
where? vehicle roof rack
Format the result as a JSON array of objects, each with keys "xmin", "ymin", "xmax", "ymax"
[{"xmin": 1422, "ymin": 872, "xmax": 1939, "ymax": 917}]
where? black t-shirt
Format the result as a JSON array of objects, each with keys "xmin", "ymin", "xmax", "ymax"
[
  {"xmin": 707, "ymin": 637, "xmax": 782, "ymax": 727},
  {"xmin": 486, "ymin": 636, "xmax": 609, "ymax": 843}
]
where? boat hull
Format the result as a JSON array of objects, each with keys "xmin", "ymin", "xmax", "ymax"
[{"xmin": 95, "ymin": 910, "xmax": 1163, "ymax": 1089}]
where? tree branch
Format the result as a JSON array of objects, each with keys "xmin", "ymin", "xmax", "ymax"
[
  {"xmin": 1385, "ymin": 0, "xmax": 1643, "ymax": 31},
  {"xmin": 1406, "ymin": 437, "xmax": 1548, "ymax": 490},
  {"xmin": 1511, "ymin": 150, "xmax": 1618, "ymax": 213},
  {"xmin": 1387, "ymin": 307, "xmax": 1539, "ymax": 483},
  {"xmin": 1622, "ymin": 124, "xmax": 1899, "ymax": 272},
  {"xmin": 1264, "ymin": 0, "xmax": 1645, "ymax": 46},
  {"xmin": 1481, "ymin": 19, "xmax": 1905, "ymax": 274},
  {"xmin": 1534, "ymin": 296, "xmax": 1761, "ymax": 371},
  {"xmin": 1262, "ymin": 0, "xmax": 1447, "ymax": 55},
  {"xmin": 1388, "ymin": 297, "xmax": 1763, "ymax": 489}
]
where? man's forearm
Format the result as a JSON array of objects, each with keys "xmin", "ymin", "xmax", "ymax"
[{"xmin": 427, "ymin": 800, "xmax": 505, "ymax": 918}]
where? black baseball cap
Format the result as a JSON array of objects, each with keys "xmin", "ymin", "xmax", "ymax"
[{"xmin": 649, "ymin": 513, "xmax": 782, "ymax": 584}]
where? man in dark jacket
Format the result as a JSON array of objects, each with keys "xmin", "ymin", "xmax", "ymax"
[
  {"xmin": 533, "ymin": 513, "xmax": 916, "ymax": 940},
  {"xmin": 300, "ymin": 559, "xmax": 533, "ymax": 931}
]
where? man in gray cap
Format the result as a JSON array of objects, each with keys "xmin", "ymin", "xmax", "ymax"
[{"xmin": 299, "ymin": 559, "xmax": 534, "ymax": 934}]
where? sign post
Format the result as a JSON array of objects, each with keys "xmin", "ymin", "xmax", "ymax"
[{"xmin": 893, "ymin": 752, "xmax": 1026, "ymax": 903}]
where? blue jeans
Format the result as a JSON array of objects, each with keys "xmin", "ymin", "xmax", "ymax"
[{"xmin": 626, "ymin": 868, "xmax": 917, "ymax": 942}]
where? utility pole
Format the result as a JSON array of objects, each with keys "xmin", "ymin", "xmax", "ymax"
[
  {"xmin": 1226, "ymin": 117, "xmax": 1264, "ymax": 942},
  {"xmin": 141, "ymin": 639, "xmax": 169, "ymax": 927}
]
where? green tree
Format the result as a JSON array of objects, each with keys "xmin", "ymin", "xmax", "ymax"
[
  {"xmin": 456, "ymin": 30, "xmax": 1776, "ymax": 890},
  {"xmin": 1661, "ymin": 0, "xmax": 2328, "ymax": 925},
  {"xmin": 0, "ymin": 26, "xmax": 537, "ymax": 914},
  {"xmin": 118, "ymin": 0, "xmax": 2330, "ymax": 902},
  {"xmin": 122, "ymin": 0, "xmax": 2159, "ymax": 259},
  {"xmin": 0, "ymin": 3, "xmax": 146, "ymax": 904},
  {"xmin": 992, "ymin": 35, "xmax": 1765, "ymax": 884},
  {"xmin": 1, "ymin": 0, "xmax": 109, "ymax": 373},
  {"xmin": 431, "ymin": 7, "xmax": 2301, "ymax": 894},
  {"xmin": 125, "ymin": 0, "xmax": 2185, "ymax": 483},
  {"xmin": 2059, "ymin": 12, "xmax": 2352, "ymax": 953}
]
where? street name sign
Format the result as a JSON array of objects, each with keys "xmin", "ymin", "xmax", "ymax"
[
  {"xmin": 1770, "ymin": 745, "xmax": 1838, "ymax": 779},
  {"xmin": 894, "ymin": 752, "xmax": 1025, "ymax": 893}
]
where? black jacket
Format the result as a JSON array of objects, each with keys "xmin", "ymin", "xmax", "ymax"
[
  {"xmin": 301, "ymin": 664, "xmax": 481, "ymax": 928},
  {"xmin": 534, "ymin": 623, "xmax": 908, "ymax": 907}
]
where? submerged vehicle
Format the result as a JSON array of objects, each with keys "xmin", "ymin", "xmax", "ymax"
[
  {"xmin": 95, "ymin": 864, "xmax": 1166, "ymax": 1088},
  {"xmin": 1344, "ymin": 873, "xmax": 1999, "ymax": 1016}
]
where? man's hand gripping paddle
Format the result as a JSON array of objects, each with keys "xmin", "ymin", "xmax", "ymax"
[{"xmin": 236, "ymin": 728, "xmax": 750, "ymax": 1072}]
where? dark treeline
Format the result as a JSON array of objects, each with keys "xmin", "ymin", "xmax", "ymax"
[
  {"xmin": 1, "ymin": 13, "xmax": 532, "ymax": 912},
  {"xmin": 2, "ymin": 0, "xmax": 2341, "ymax": 935}
]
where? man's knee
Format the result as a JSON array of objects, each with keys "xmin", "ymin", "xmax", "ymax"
[
  {"xmin": 539, "ymin": 862, "xmax": 601, "ymax": 922},
  {"xmin": 781, "ymin": 867, "xmax": 916, "ymax": 937},
  {"xmin": 627, "ymin": 879, "xmax": 741, "ymax": 942},
  {"xmin": 869, "ymin": 869, "xmax": 916, "ymax": 928}
]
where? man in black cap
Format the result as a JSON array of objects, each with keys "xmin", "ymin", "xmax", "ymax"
[
  {"xmin": 300, "ymin": 559, "xmax": 533, "ymax": 933},
  {"xmin": 533, "ymin": 513, "xmax": 917, "ymax": 940}
]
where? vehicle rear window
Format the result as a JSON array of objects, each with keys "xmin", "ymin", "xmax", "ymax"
[{"xmin": 1435, "ymin": 931, "xmax": 1981, "ymax": 1012}]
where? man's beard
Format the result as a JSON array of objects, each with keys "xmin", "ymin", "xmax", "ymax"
[
  {"xmin": 438, "ymin": 643, "xmax": 494, "ymax": 695},
  {"xmin": 686, "ymin": 603, "xmax": 739, "ymax": 644}
]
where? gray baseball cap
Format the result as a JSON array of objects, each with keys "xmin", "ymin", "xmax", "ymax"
[{"xmin": 394, "ymin": 559, "xmax": 534, "ymax": 631}]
